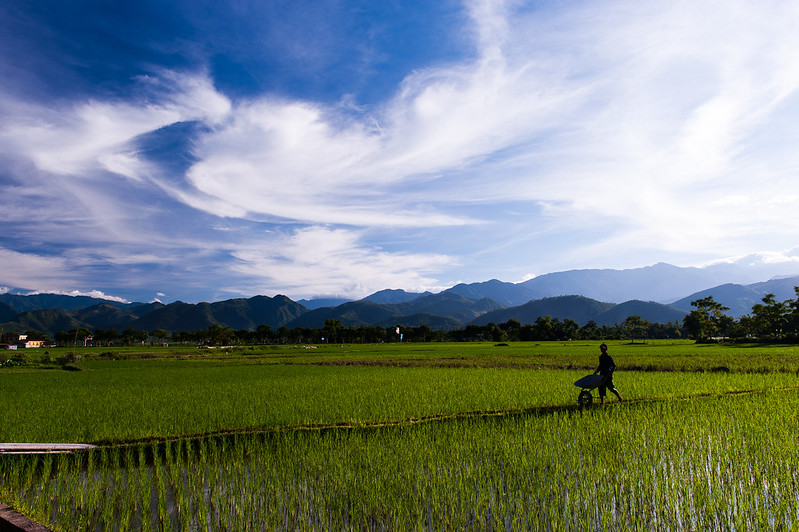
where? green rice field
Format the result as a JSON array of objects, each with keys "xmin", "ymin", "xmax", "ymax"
[{"xmin": 2, "ymin": 341, "xmax": 799, "ymax": 530}]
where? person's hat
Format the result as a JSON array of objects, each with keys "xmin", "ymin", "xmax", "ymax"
[{"xmin": 600, "ymin": 343, "xmax": 607, "ymax": 350}]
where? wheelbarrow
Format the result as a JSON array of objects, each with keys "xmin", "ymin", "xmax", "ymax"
[{"xmin": 573, "ymin": 374, "xmax": 605, "ymax": 407}]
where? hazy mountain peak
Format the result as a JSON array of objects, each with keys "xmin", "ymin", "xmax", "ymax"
[{"xmin": 362, "ymin": 289, "xmax": 430, "ymax": 304}]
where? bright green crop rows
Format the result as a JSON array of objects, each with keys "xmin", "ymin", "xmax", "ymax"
[
  {"xmin": 3, "ymin": 388, "xmax": 798, "ymax": 530},
  {"xmin": 17, "ymin": 339, "xmax": 799, "ymax": 371},
  {"xmin": 3, "ymin": 361, "xmax": 797, "ymax": 443},
  {"xmin": 2, "ymin": 342, "xmax": 799, "ymax": 530}
]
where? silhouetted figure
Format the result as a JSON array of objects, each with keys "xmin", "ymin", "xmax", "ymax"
[{"xmin": 594, "ymin": 343, "xmax": 623, "ymax": 404}]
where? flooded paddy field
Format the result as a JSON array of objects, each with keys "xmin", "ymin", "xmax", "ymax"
[{"xmin": 2, "ymin": 341, "xmax": 799, "ymax": 530}]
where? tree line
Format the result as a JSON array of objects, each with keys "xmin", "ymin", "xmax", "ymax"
[
  {"xmin": 4, "ymin": 318, "xmax": 675, "ymax": 347},
  {"xmin": 0, "ymin": 316, "xmax": 683, "ymax": 346},
  {"xmin": 5, "ymin": 287, "xmax": 799, "ymax": 347},
  {"xmin": 682, "ymin": 288, "xmax": 799, "ymax": 341}
]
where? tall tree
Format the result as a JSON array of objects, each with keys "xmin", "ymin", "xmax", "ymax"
[
  {"xmin": 683, "ymin": 296, "xmax": 730, "ymax": 341},
  {"xmin": 750, "ymin": 293, "xmax": 788, "ymax": 340},
  {"xmin": 151, "ymin": 329, "xmax": 169, "ymax": 344},
  {"xmin": 323, "ymin": 319, "xmax": 343, "ymax": 343},
  {"xmin": 785, "ymin": 287, "xmax": 799, "ymax": 338},
  {"xmin": 256, "ymin": 324, "xmax": 274, "ymax": 344}
]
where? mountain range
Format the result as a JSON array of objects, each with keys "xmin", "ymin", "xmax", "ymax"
[{"xmin": 2, "ymin": 262, "xmax": 799, "ymax": 337}]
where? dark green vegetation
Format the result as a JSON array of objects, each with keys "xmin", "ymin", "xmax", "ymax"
[
  {"xmin": 2, "ymin": 341, "xmax": 799, "ymax": 530},
  {"xmin": 683, "ymin": 291, "xmax": 799, "ymax": 341},
  {"xmin": 5, "ymin": 286, "xmax": 799, "ymax": 358},
  {"xmin": 5, "ymin": 391, "xmax": 798, "ymax": 530},
  {"xmin": 1, "ymin": 291, "xmax": 684, "ymax": 343},
  {"xmin": 3, "ymin": 341, "xmax": 798, "ymax": 444}
]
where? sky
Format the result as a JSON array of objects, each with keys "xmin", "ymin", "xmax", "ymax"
[{"xmin": 2, "ymin": 0, "xmax": 799, "ymax": 304}]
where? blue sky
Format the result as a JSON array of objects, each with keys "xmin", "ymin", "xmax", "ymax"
[{"xmin": 2, "ymin": 0, "xmax": 799, "ymax": 304}]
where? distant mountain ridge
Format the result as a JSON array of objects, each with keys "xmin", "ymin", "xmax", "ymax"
[
  {"xmin": 472, "ymin": 296, "xmax": 687, "ymax": 327},
  {"xmin": 0, "ymin": 301, "xmax": 17, "ymax": 322},
  {"xmin": 519, "ymin": 263, "xmax": 714, "ymax": 303},
  {"xmin": 3, "ymin": 262, "xmax": 799, "ymax": 335},
  {"xmin": 0, "ymin": 292, "xmax": 130, "ymax": 313},
  {"xmin": 459, "ymin": 262, "xmax": 755, "ymax": 304},
  {"xmin": 285, "ymin": 292, "xmax": 504, "ymax": 330},
  {"xmin": 445, "ymin": 280, "xmax": 538, "ymax": 307},
  {"xmin": 473, "ymin": 296, "xmax": 614, "ymax": 326},
  {"xmin": 363, "ymin": 289, "xmax": 433, "ymax": 304},
  {"xmin": 296, "ymin": 297, "xmax": 352, "ymax": 310},
  {"xmin": 669, "ymin": 276, "xmax": 799, "ymax": 318},
  {"xmin": 438, "ymin": 262, "xmax": 799, "ymax": 305},
  {"xmin": 0, "ymin": 295, "xmax": 307, "ymax": 337},
  {"xmin": 131, "ymin": 296, "xmax": 306, "ymax": 332},
  {"xmin": 0, "ymin": 292, "xmax": 688, "ymax": 335}
]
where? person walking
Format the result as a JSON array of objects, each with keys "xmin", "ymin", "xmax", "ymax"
[{"xmin": 594, "ymin": 343, "xmax": 623, "ymax": 404}]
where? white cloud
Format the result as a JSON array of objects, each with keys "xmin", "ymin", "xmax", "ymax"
[
  {"xmin": 0, "ymin": 72, "xmax": 229, "ymax": 179},
  {"xmin": 702, "ymin": 249, "xmax": 799, "ymax": 267},
  {"xmin": 177, "ymin": 2, "xmax": 580, "ymax": 228},
  {"xmin": 96, "ymin": 151, "xmax": 151, "ymax": 183},
  {"xmin": 23, "ymin": 289, "xmax": 130, "ymax": 304},
  {"xmin": 3, "ymin": 0, "xmax": 799, "ymax": 300},
  {"xmin": 7, "ymin": 1, "xmax": 795, "ymax": 255},
  {"xmin": 184, "ymin": 96, "xmax": 490, "ymax": 226},
  {"xmin": 486, "ymin": 0, "xmax": 799, "ymax": 262},
  {"xmin": 173, "ymin": 0, "xmax": 799, "ymax": 266},
  {"xmin": 1, "ymin": 100, "xmax": 176, "ymax": 177},
  {"xmin": 0, "ymin": 248, "xmax": 80, "ymax": 291},
  {"xmin": 229, "ymin": 226, "xmax": 454, "ymax": 298}
]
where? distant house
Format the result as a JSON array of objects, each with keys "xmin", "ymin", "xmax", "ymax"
[
  {"xmin": 0, "ymin": 335, "xmax": 47, "ymax": 350},
  {"xmin": 22, "ymin": 340, "xmax": 46, "ymax": 349},
  {"xmin": 14, "ymin": 335, "xmax": 46, "ymax": 349}
]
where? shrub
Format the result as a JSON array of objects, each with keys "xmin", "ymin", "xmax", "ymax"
[
  {"xmin": 11, "ymin": 353, "xmax": 31, "ymax": 366},
  {"xmin": 55, "ymin": 353, "xmax": 82, "ymax": 365}
]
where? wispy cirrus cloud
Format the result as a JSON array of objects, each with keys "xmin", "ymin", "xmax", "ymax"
[
  {"xmin": 228, "ymin": 226, "xmax": 453, "ymax": 297},
  {"xmin": 178, "ymin": 0, "xmax": 799, "ymax": 255},
  {"xmin": 0, "ymin": 248, "xmax": 83, "ymax": 291},
  {"xmin": 0, "ymin": 72, "xmax": 229, "ymax": 178},
  {"xmin": 483, "ymin": 0, "xmax": 799, "ymax": 267},
  {"xmin": 2, "ymin": 0, "xmax": 799, "ymax": 302}
]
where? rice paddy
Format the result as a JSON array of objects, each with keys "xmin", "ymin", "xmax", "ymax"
[{"xmin": 1, "ymin": 341, "xmax": 798, "ymax": 530}]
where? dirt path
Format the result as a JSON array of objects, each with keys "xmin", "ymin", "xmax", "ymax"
[
  {"xmin": 0, "ymin": 443, "xmax": 95, "ymax": 455},
  {"xmin": 0, "ymin": 503, "xmax": 51, "ymax": 532}
]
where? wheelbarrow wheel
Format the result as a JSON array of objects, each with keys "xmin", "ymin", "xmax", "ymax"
[{"xmin": 577, "ymin": 390, "xmax": 593, "ymax": 407}]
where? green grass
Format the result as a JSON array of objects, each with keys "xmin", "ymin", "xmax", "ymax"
[
  {"xmin": 3, "ymin": 341, "xmax": 799, "ymax": 530},
  {"xmin": 3, "ymin": 388, "xmax": 798, "ymax": 530},
  {"xmin": 4, "ymin": 341, "xmax": 799, "ymax": 443},
  {"xmin": 20, "ymin": 339, "xmax": 799, "ymax": 372},
  {"xmin": 3, "ymin": 359, "xmax": 798, "ymax": 444}
]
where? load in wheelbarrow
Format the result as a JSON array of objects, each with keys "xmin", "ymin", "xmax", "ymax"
[{"xmin": 573, "ymin": 374, "xmax": 605, "ymax": 407}]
